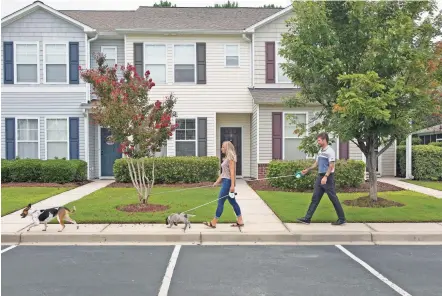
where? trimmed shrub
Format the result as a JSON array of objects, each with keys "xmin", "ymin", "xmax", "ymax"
[
  {"xmin": 399, "ymin": 137, "xmax": 423, "ymax": 146},
  {"xmin": 267, "ymin": 159, "xmax": 365, "ymax": 190},
  {"xmin": 429, "ymin": 142, "xmax": 442, "ymax": 147},
  {"xmin": 114, "ymin": 156, "xmax": 220, "ymax": 184},
  {"xmin": 397, "ymin": 145, "xmax": 442, "ymax": 180},
  {"xmin": 1, "ymin": 159, "xmax": 88, "ymax": 183},
  {"xmin": 413, "ymin": 145, "xmax": 442, "ymax": 181}
]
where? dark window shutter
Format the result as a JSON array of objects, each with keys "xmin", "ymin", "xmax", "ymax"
[
  {"xmin": 196, "ymin": 43, "xmax": 206, "ymax": 84},
  {"xmin": 3, "ymin": 42, "xmax": 14, "ymax": 84},
  {"xmin": 265, "ymin": 42, "xmax": 275, "ymax": 84},
  {"xmin": 134, "ymin": 43, "xmax": 144, "ymax": 77},
  {"xmin": 272, "ymin": 112, "xmax": 282, "ymax": 159},
  {"xmin": 197, "ymin": 117, "xmax": 207, "ymax": 156},
  {"xmin": 5, "ymin": 118, "xmax": 16, "ymax": 160},
  {"xmin": 69, "ymin": 117, "xmax": 80, "ymax": 159},
  {"xmin": 339, "ymin": 141, "xmax": 349, "ymax": 160},
  {"xmin": 69, "ymin": 42, "xmax": 79, "ymax": 84}
]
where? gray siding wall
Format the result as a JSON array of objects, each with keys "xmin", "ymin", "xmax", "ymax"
[
  {"xmin": 1, "ymin": 8, "xmax": 87, "ymax": 87},
  {"xmin": 1, "ymin": 93, "xmax": 86, "ymax": 161},
  {"xmin": 348, "ymin": 139, "xmax": 396, "ymax": 176},
  {"xmin": 251, "ymin": 103, "xmax": 258, "ymax": 178},
  {"xmin": 90, "ymin": 39, "xmax": 125, "ymax": 68}
]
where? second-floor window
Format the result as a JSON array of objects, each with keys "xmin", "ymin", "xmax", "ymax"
[
  {"xmin": 174, "ymin": 44, "xmax": 195, "ymax": 83},
  {"xmin": 225, "ymin": 44, "xmax": 239, "ymax": 67},
  {"xmin": 44, "ymin": 43, "xmax": 68, "ymax": 84},
  {"xmin": 276, "ymin": 42, "xmax": 290, "ymax": 83},
  {"xmin": 145, "ymin": 44, "xmax": 166, "ymax": 84},
  {"xmin": 15, "ymin": 42, "xmax": 39, "ymax": 84},
  {"xmin": 101, "ymin": 46, "xmax": 117, "ymax": 67}
]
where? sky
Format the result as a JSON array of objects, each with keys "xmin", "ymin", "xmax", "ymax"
[
  {"xmin": 1, "ymin": 0, "xmax": 441, "ymax": 18},
  {"xmin": 1, "ymin": 0, "xmax": 292, "ymax": 17}
]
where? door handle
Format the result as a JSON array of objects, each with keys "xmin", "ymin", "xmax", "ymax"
[{"xmin": 101, "ymin": 150, "xmax": 104, "ymax": 156}]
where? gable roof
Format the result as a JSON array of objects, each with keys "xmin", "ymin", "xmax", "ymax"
[
  {"xmin": 244, "ymin": 5, "xmax": 293, "ymax": 32},
  {"xmin": 1, "ymin": 1, "xmax": 96, "ymax": 33},
  {"xmin": 248, "ymin": 88, "xmax": 301, "ymax": 104},
  {"xmin": 61, "ymin": 7, "xmax": 283, "ymax": 33}
]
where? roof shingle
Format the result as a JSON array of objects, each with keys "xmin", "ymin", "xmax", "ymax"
[{"xmin": 61, "ymin": 7, "xmax": 283, "ymax": 32}]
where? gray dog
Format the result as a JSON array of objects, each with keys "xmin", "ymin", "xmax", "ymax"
[{"xmin": 165, "ymin": 213, "xmax": 195, "ymax": 232}]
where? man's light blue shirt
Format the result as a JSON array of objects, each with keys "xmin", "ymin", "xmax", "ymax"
[{"xmin": 317, "ymin": 145, "xmax": 336, "ymax": 174}]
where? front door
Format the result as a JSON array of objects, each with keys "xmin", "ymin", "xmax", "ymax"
[
  {"xmin": 220, "ymin": 127, "xmax": 242, "ymax": 175},
  {"xmin": 100, "ymin": 128, "xmax": 121, "ymax": 177}
]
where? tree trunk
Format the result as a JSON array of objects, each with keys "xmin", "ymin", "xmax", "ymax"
[
  {"xmin": 366, "ymin": 148, "xmax": 378, "ymax": 202},
  {"xmin": 125, "ymin": 157, "xmax": 155, "ymax": 204}
]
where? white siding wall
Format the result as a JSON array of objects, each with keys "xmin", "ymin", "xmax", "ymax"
[
  {"xmin": 258, "ymin": 105, "xmax": 321, "ymax": 163},
  {"xmin": 125, "ymin": 34, "xmax": 253, "ymax": 113},
  {"xmin": 216, "ymin": 113, "xmax": 252, "ymax": 177},
  {"xmin": 167, "ymin": 112, "xmax": 216, "ymax": 158},
  {"xmin": 254, "ymin": 12, "xmax": 295, "ymax": 88},
  {"xmin": 88, "ymin": 119, "xmax": 99, "ymax": 179},
  {"xmin": 250, "ymin": 104, "xmax": 258, "ymax": 178}
]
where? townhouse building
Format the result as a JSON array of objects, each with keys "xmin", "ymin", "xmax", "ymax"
[{"xmin": 1, "ymin": 1, "xmax": 397, "ymax": 180}]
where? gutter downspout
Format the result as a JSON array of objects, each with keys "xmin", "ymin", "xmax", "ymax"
[{"xmin": 85, "ymin": 32, "xmax": 98, "ymax": 180}]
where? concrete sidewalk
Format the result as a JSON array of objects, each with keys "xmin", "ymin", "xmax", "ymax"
[
  {"xmin": 379, "ymin": 177, "xmax": 442, "ymax": 199},
  {"xmin": 1, "ymin": 180, "xmax": 114, "ymax": 233},
  {"xmin": 3, "ymin": 222, "xmax": 442, "ymax": 245}
]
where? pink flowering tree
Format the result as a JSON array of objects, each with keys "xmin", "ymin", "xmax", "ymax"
[{"xmin": 80, "ymin": 53, "xmax": 178, "ymax": 204}]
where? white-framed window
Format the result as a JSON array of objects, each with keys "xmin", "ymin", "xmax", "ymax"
[
  {"xmin": 225, "ymin": 44, "xmax": 240, "ymax": 67},
  {"xmin": 283, "ymin": 112, "xmax": 308, "ymax": 160},
  {"xmin": 16, "ymin": 118, "xmax": 39, "ymax": 159},
  {"xmin": 175, "ymin": 118, "xmax": 197, "ymax": 156},
  {"xmin": 144, "ymin": 44, "xmax": 167, "ymax": 84},
  {"xmin": 276, "ymin": 42, "xmax": 291, "ymax": 83},
  {"xmin": 44, "ymin": 43, "xmax": 68, "ymax": 84},
  {"xmin": 101, "ymin": 46, "xmax": 117, "ymax": 67},
  {"xmin": 45, "ymin": 118, "xmax": 69, "ymax": 159},
  {"xmin": 14, "ymin": 42, "xmax": 39, "ymax": 84},
  {"xmin": 174, "ymin": 44, "xmax": 196, "ymax": 83}
]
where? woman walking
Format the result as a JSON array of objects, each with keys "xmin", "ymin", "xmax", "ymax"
[{"xmin": 204, "ymin": 141, "xmax": 244, "ymax": 228}]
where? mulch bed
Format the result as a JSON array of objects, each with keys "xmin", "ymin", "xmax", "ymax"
[
  {"xmin": 246, "ymin": 180, "xmax": 404, "ymax": 193},
  {"xmin": 116, "ymin": 203, "xmax": 170, "ymax": 213},
  {"xmin": 343, "ymin": 196, "xmax": 405, "ymax": 208},
  {"xmin": 107, "ymin": 181, "xmax": 214, "ymax": 188},
  {"xmin": 1, "ymin": 181, "xmax": 90, "ymax": 188}
]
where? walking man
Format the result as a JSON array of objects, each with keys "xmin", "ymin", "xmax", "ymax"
[{"xmin": 297, "ymin": 132, "xmax": 346, "ymax": 226}]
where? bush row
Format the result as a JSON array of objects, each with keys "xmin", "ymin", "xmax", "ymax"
[
  {"xmin": 266, "ymin": 159, "xmax": 366, "ymax": 190},
  {"xmin": 1, "ymin": 159, "xmax": 87, "ymax": 183},
  {"xmin": 429, "ymin": 142, "xmax": 442, "ymax": 147},
  {"xmin": 114, "ymin": 156, "xmax": 220, "ymax": 183},
  {"xmin": 397, "ymin": 145, "xmax": 442, "ymax": 181}
]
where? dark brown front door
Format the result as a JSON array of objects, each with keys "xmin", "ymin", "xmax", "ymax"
[{"xmin": 220, "ymin": 127, "xmax": 242, "ymax": 175}]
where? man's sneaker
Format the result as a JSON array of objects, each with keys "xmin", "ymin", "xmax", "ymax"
[
  {"xmin": 331, "ymin": 219, "xmax": 346, "ymax": 226},
  {"xmin": 296, "ymin": 217, "xmax": 311, "ymax": 224}
]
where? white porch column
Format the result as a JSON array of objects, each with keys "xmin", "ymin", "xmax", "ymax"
[{"xmin": 405, "ymin": 133, "xmax": 413, "ymax": 179}]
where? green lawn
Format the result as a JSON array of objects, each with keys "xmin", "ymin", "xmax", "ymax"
[
  {"xmin": 1, "ymin": 187, "xmax": 74, "ymax": 216},
  {"xmin": 402, "ymin": 180, "xmax": 442, "ymax": 191},
  {"xmin": 258, "ymin": 190, "xmax": 442, "ymax": 223},
  {"xmin": 61, "ymin": 186, "xmax": 237, "ymax": 223}
]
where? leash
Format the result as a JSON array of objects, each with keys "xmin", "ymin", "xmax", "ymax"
[{"xmin": 181, "ymin": 173, "xmax": 300, "ymax": 214}]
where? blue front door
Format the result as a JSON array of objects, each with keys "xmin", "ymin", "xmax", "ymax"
[{"xmin": 100, "ymin": 128, "xmax": 121, "ymax": 177}]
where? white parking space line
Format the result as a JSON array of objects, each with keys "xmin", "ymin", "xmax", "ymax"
[
  {"xmin": 158, "ymin": 245, "xmax": 181, "ymax": 296},
  {"xmin": 336, "ymin": 245, "xmax": 412, "ymax": 296},
  {"xmin": 1, "ymin": 245, "xmax": 17, "ymax": 254}
]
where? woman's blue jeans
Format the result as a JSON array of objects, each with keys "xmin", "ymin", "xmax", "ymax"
[{"xmin": 215, "ymin": 178, "xmax": 242, "ymax": 219}]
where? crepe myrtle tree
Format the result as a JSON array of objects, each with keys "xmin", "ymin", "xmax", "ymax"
[
  {"xmin": 80, "ymin": 53, "xmax": 178, "ymax": 204},
  {"xmin": 279, "ymin": 0, "xmax": 442, "ymax": 201}
]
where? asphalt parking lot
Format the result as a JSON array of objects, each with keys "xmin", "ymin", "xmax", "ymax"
[{"xmin": 2, "ymin": 245, "xmax": 442, "ymax": 296}]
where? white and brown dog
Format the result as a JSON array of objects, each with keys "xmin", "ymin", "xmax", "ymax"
[{"xmin": 20, "ymin": 203, "xmax": 78, "ymax": 232}]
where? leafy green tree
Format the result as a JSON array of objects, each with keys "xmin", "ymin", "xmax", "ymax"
[
  {"xmin": 210, "ymin": 1, "xmax": 239, "ymax": 8},
  {"xmin": 280, "ymin": 1, "xmax": 442, "ymax": 201},
  {"xmin": 261, "ymin": 4, "xmax": 282, "ymax": 8},
  {"xmin": 153, "ymin": 1, "xmax": 176, "ymax": 7}
]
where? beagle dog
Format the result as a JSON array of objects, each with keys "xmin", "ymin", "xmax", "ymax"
[{"xmin": 20, "ymin": 203, "xmax": 78, "ymax": 232}]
